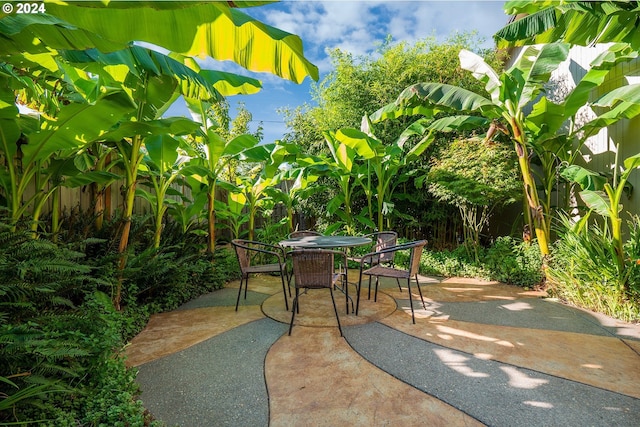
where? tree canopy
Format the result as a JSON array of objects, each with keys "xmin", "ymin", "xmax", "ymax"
[{"xmin": 281, "ymin": 33, "xmax": 503, "ymax": 154}]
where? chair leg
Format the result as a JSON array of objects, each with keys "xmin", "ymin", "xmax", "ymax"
[
  {"xmin": 343, "ymin": 274, "xmax": 353, "ymax": 314},
  {"xmin": 288, "ymin": 288, "xmax": 300, "ymax": 335},
  {"xmin": 285, "ymin": 265, "xmax": 292, "ymax": 297},
  {"xmin": 329, "ymin": 287, "xmax": 343, "ymax": 337},
  {"xmin": 280, "ymin": 271, "xmax": 289, "ymax": 311},
  {"xmin": 415, "ymin": 274, "xmax": 426, "ymax": 309},
  {"xmin": 407, "ymin": 277, "xmax": 416, "ymax": 324},
  {"xmin": 396, "ymin": 278, "xmax": 402, "ymax": 292},
  {"xmin": 235, "ymin": 275, "xmax": 246, "ymax": 311},
  {"xmin": 373, "ymin": 276, "xmax": 380, "ymax": 302},
  {"xmin": 356, "ymin": 269, "xmax": 364, "ymax": 315},
  {"xmin": 367, "ymin": 275, "xmax": 373, "ymax": 300}
]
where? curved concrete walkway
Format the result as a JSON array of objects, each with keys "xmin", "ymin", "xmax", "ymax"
[{"xmin": 126, "ymin": 273, "xmax": 640, "ymax": 426}]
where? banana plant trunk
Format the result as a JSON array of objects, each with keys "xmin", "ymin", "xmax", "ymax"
[
  {"xmin": 115, "ymin": 134, "xmax": 144, "ymax": 311},
  {"xmin": 514, "ymin": 138, "xmax": 550, "ymax": 257},
  {"xmin": 206, "ymin": 181, "xmax": 216, "ymax": 254}
]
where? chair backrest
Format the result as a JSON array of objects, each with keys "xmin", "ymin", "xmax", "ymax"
[
  {"xmin": 407, "ymin": 240, "xmax": 428, "ymax": 276},
  {"xmin": 289, "ymin": 230, "xmax": 322, "ymax": 238},
  {"xmin": 291, "ymin": 249, "xmax": 336, "ymax": 289},
  {"xmin": 371, "ymin": 231, "xmax": 397, "ymax": 264},
  {"xmin": 231, "ymin": 239, "xmax": 251, "ymax": 272}
]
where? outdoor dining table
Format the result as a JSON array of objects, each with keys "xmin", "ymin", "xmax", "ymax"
[
  {"xmin": 278, "ymin": 235, "xmax": 372, "ymax": 249},
  {"xmin": 279, "ymin": 235, "xmax": 372, "ymax": 315}
]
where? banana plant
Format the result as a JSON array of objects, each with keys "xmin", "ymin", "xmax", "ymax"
[
  {"xmin": 274, "ymin": 166, "xmax": 321, "ymax": 235},
  {"xmin": 236, "ymin": 166, "xmax": 278, "ymax": 241},
  {"xmin": 330, "ymin": 116, "xmax": 434, "ymax": 233},
  {"xmin": 0, "ymin": 86, "xmax": 135, "ymax": 232},
  {"xmin": 372, "ymin": 43, "xmax": 640, "ymax": 257},
  {"xmin": 184, "ymin": 128, "xmax": 261, "ymax": 253},
  {"xmin": 137, "ymin": 135, "xmax": 191, "ymax": 248},
  {"xmin": 216, "ymin": 181, "xmax": 249, "ymax": 240},
  {"xmin": 166, "ymin": 190, "xmax": 208, "ymax": 237},
  {"xmin": 562, "ymin": 153, "xmax": 640, "ymax": 281},
  {"xmin": 322, "ymin": 131, "xmax": 362, "ymax": 234}
]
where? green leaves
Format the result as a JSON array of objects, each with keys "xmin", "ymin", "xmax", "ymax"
[
  {"xmin": 459, "ymin": 49, "xmax": 501, "ymax": 103},
  {"xmin": 512, "ymin": 43, "xmax": 570, "ymax": 109},
  {"xmin": 0, "ymin": 76, "xmax": 20, "ymax": 160},
  {"xmin": 40, "ymin": 2, "xmax": 318, "ymax": 83},
  {"xmin": 399, "ymin": 82, "xmax": 496, "ymax": 115},
  {"xmin": 23, "ymin": 91, "xmax": 135, "ymax": 164},
  {"xmin": 495, "ymin": 1, "xmax": 640, "ymax": 49},
  {"xmin": 60, "ymin": 46, "xmax": 223, "ymax": 103},
  {"xmin": 145, "ymin": 135, "xmax": 180, "ymax": 174},
  {"xmin": 560, "ymin": 165, "xmax": 607, "ymax": 192}
]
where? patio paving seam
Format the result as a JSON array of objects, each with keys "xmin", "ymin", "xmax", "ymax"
[
  {"xmin": 128, "ymin": 275, "xmax": 640, "ymax": 426},
  {"xmin": 343, "ymin": 321, "xmax": 640, "ymax": 427},
  {"xmin": 338, "ymin": 322, "xmax": 484, "ymax": 425},
  {"xmin": 353, "ymin": 320, "xmax": 640, "ymax": 401}
]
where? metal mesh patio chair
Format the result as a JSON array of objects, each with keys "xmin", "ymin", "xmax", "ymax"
[
  {"xmin": 356, "ymin": 240, "xmax": 428, "ymax": 324},
  {"xmin": 289, "ymin": 249, "xmax": 347, "ymax": 336},
  {"xmin": 347, "ymin": 231, "xmax": 398, "ymax": 296},
  {"xmin": 231, "ymin": 239, "xmax": 289, "ymax": 312}
]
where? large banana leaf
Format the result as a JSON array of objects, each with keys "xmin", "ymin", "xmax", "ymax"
[
  {"xmin": 169, "ymin": 53, "xmax": 262, "ymax": 96},
  {"xmin": 199, "ymin": 70, "xmax": 261, "ymax": 97},
  {"xmin": 511, "ymin": 43, "xmax": 570, "ymax": 108},
  {"xmin": 582, "ymin": 83, "xmax": 640, "ymax": 136},
  {"xmin": 0, "ymin": 13, "xmax": 124, "ymax": 54},
  {"xmin": 59, "ymin": 46, "xmax": 222, "ymax": 102},
  {"xmin": 3, "ymin": 1, "xmax": 318, "ymax": 83},
  {"xmin": 371, "ymin": 83, "xmax": 498, "ymax": 123},
  {"xmin": 334, "ymin": 128, "xmax": 379, "ymax": 159},
  {"xmin": 99, "ymin": 117, "xmax": 201, "ymax": 142},
  {"xmin": 145, "ymin": 135, "xmax": 180, "ymax": 174},
  {"xmin": 459, "ymin": 50, "xmax": 501, "ymax": 104},
  {"xmin": 495, "ymin": 1, "xmax": 640, "ymax": 49},
  {"xmin": 23, "ymin": 91, "xmax": 136, "ymax": 163}
]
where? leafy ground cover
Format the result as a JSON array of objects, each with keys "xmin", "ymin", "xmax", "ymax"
[{"xmin": 0, "ymin": 218, "xmax": 238, "ymax": 425}]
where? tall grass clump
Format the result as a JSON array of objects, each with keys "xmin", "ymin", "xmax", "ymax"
[{"xmin": 547, "ymin": 215, "xmax": 640, "ymax": 323}]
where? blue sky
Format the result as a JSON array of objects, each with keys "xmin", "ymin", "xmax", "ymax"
[{"xmin": 167, "ymin": 1, "xmax": 510, "ymax": 143}]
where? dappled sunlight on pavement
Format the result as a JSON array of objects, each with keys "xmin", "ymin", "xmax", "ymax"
[
  {"xmin": 381, "ymin": 310, "xmax": 640, "ymax": 398},
  {"xmin": 130, "ymin": 273, "xmax": 640, "ymax": 426},
  {"xmin": 266, "ymin": 327, "xmax": 482, "ymax": 427}
]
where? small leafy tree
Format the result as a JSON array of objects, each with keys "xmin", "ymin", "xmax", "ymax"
[{"xmin": 427, "ymin": 136, "xmax": 522, "ymax": 261}]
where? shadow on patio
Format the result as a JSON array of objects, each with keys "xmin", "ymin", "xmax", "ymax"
[{"xmin": 126, "ymin": 273, "xmax": 640, "ymax": 426}]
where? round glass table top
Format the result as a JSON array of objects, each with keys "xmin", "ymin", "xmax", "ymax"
[{"xmin": 279, "ymin": 235, "xmax": 372, "ymax": 248}]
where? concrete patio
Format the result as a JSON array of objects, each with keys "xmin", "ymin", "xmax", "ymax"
[{"xmin": 126, "ymin": 272, "xmax": 640, "ymax": 426}]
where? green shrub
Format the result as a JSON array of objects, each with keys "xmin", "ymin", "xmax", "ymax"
[
  {"xmin": 415, "ymin": 237, "xmax": 544, "ymax": 287},
  {"xmin": 0, "ymin": 218, "xmax": 239, "ymax": 424},
  {"xmin": 482, "ymin": 236, "xmax": 545, "ymax": 287}
]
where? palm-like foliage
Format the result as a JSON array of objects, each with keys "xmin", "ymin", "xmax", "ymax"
[
  {"xmin": 372, "ymin": 43, "xmax": 640, "ymax": 257},
  {"xmin": 495, "ymin": 1, "xmax": 640, "ymax": 49},
  {"xmin": 1, "ymin": 1, "xmax": 318, "ymax": 83}
]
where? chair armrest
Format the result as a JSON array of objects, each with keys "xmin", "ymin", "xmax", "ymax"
[
  {"xmin": 233, "ymin": 240, "xmax": 287, "ymax": 263},
  {"xmin": 358, "ymin": 240, "xmax": 427, "ymax": 267}
]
